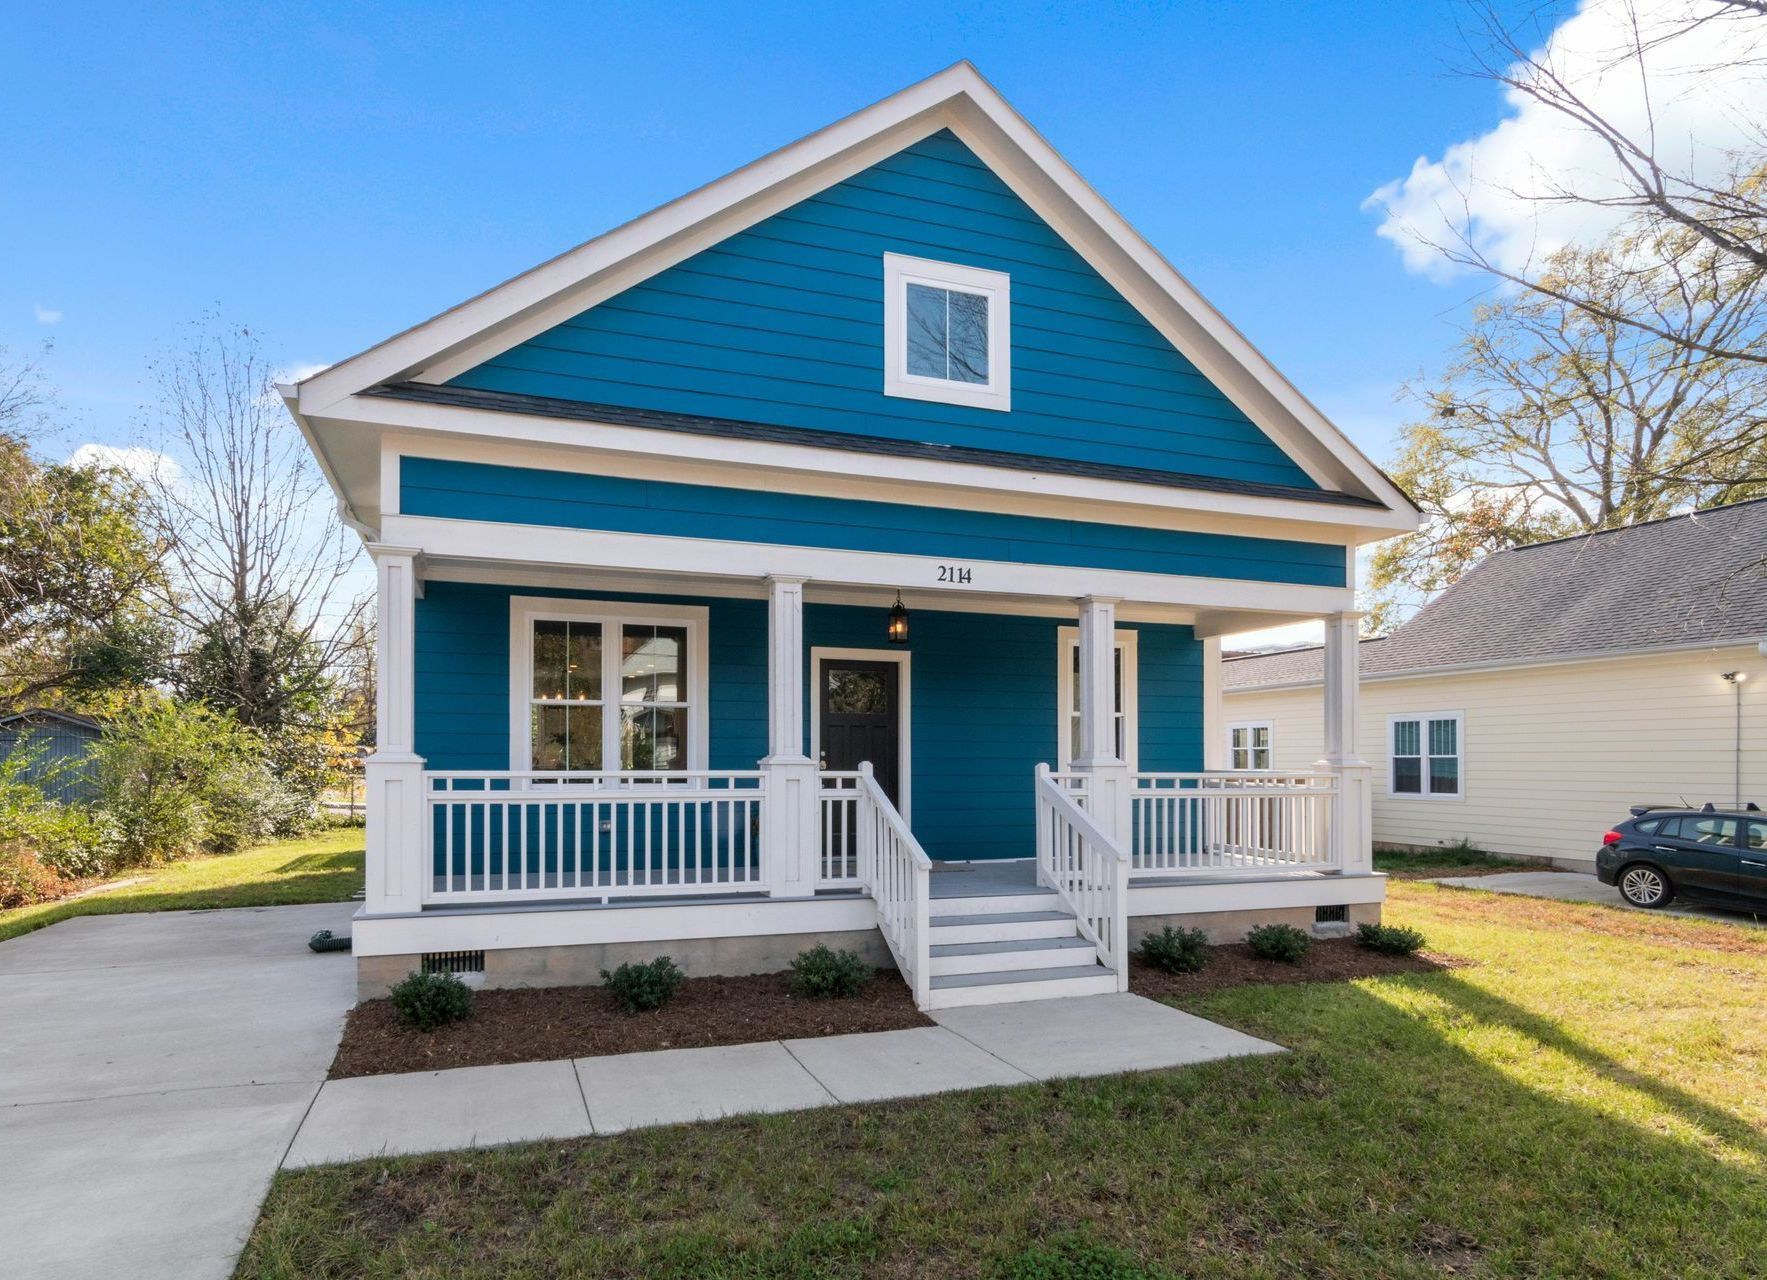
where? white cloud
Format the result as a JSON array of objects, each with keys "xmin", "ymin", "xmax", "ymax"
[
  {"xmin": 68, "ymin": 443, "xmax": 180, "ymax": 484},
  {"xmin": 1367, "ymin": 0, "xmax": 1767, "ymax": 279},
  {"xmin": 34, "ymin": 304, "xmax": 62, "ymax": 325},
  {"xmin": 276, "ymin": 361, "xmax": 331, "ymax": 385}
]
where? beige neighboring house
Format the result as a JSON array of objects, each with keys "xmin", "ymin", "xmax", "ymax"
[{"xmin": 1220, "ymin": 499, "xmax": 1767, "ymax": 872}]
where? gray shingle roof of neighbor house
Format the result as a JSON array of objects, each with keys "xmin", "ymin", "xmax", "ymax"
[{"xmin": 1222, "ymin": 496, "xmax": 1767, "ymax": 690}]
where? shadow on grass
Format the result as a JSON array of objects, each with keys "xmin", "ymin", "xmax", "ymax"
[{"xmin": 241, "ymin": 973, "xmax": 1767, "ymax": 1279}]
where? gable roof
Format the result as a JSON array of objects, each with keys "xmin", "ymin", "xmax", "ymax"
[
  {"xmin": 1223, "ymin": 498, "xmax": 1767, "ymax": 689},
  {"xmin": 0, "ymin": 708, "xmax": 104, "ymax": 733},
  {"xmin": 290, "ymin": 62, "xmax": 1414, "ymax": 521}
]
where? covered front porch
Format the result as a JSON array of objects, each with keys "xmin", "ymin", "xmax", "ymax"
[{"xmin": 358, "ymin": 545, "xmax": 1376, "ymax": 1009}]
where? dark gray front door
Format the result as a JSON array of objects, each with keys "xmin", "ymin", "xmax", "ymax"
[{"xmin": 819, "ymin": 660, "xmax": 901, "ymax": 805}]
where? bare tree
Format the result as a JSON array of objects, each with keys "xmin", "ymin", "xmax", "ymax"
[
  {"xmin": 141, "ymin": 319, "xmax": 369, "ymax": 734},
  {"xmin": 1367, "ymin": 229, "xmax": 1767, "ymax": 625},
  {"xmin": 1403, "ymin": 1, "xmax": 1767, "ymax": 365}
]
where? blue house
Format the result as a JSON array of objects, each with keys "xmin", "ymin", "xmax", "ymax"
[{"xmin": 285, "ymin": 64, "xmax": 1417, "ymax": 1008}]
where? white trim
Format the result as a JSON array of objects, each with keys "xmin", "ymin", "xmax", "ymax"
[
  {"xmin": 387, "ymin": 513, "xmax": 1358, "ymax": 617},
  {"xmin": 291, "ymin": 63, "xmax": 1415, "ymax": 520},
  {"xmin": 507, "ymin": 596, "xmax": 710, "ymax": 773},
  {"xmin": 810, "ymin": 647, "xmax": 913, "ymax": 820},
  {"xmin": 1386, "ymin": 710, "xmax": 1463, "ymax": 802},
  {"xmin": 882, "ymin": 253, "xmax": 1011, "ymax": 411},
  {"xmin": 328, "ymin": 400, "xmax": 1411, "ymax": 541},
  {"xmin": 1056, "ymin": 625, "xmax": 1139, "ymax": 770},
  {"xmin": 1226, "ymin": 719, "xmax": 1273, "ymax": 771}
]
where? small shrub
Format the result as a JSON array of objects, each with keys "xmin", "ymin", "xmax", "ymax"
[
  {"xmin": 790, "ymin": 944, "xmax": 871, "ymax": 998},
  {"xmin": 601, "ymin": 955, "xmax": 686, "ymax": 1012},
  {"xmin": 1357, "ymin": 922, "xmax": 1427, "ymax": 956},
  {"xmin": 1245, "ymin": 922, "xmax": 1311, "ymax": 964},
  {"xmin": 1138, "ymin": 925, "xmax": 1210, "ymax": 975},
  {"xmin": 388, "ymin": 970, "xmax": 473, "ymax": 1031}
]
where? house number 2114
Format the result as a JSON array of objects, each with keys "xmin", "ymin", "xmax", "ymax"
[{"xmin": 936, "ymin": 564, "xmax": 974, "ymax": 584}]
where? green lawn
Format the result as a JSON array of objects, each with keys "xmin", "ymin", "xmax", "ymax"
[
  {"xmin": 1374, "ymin": 841, "xmax": 1535, "ymax": 879},
  {"xmin": 237, "ymin": 881, "xmax": 1767, "ymax": 1278},
  {"xmin": 0, "ymin": 827, "xmax": 365, "ymax": 943}
]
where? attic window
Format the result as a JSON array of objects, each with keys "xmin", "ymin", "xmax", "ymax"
[{"xmin": 883, "ymin": 253, "xmax": 1011, "ymax": 411}]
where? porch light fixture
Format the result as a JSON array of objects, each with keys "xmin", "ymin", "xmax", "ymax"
[{"xmin": 887, "ymin": 592, "xmax": 910, "ymax": 646}]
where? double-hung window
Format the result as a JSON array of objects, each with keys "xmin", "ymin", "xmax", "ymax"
[
  {"xmin": 1390, "ymin": 712, "xmax": 1462, "ymax": 798},
  {"xmin": 512, "ymin": 598, "xmax": 708, "ymax": 775},
  {"xmin": 883, "ymin": 253, "xmax": 1011, "ymax": 411},
  {"xmin": 1228, "ymin": 722, "xmax": 1272, "ymax": 770},
  {"xmin": 1056, "ymin": 628, "xmax": 1138, "ymax": 769}
]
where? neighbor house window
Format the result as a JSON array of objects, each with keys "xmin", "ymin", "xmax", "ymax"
[
  {"xmin": 511, "ymin": 598, "xmax": 707, "ymax": 774},
  {"xmin": 1390, "ymin": 713, "xmax": 1462, "ymax": 798},
  {"xmin": 1056, "ymin": 628, "xmax": 1137, "ymax": 769},
  {"xmin": 1228, "ymin": 722, "xmax": 1272, "ymax": 770},
  {"xmin": 883, "ymin": 253, "xmax": 1011, "ymax": 411}
]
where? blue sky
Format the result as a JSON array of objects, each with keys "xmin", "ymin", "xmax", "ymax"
[{"xmin": 4, "ymin": 0, "xmax": 1557, "ymax": 464}]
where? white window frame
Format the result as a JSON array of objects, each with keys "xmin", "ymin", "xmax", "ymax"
[
  {"xmin": 508, "ymin": 596, "xmax": 709, "ymax": 776},
  {"xmin": 1227, "ymin": 720, "xmax": 1273, "ymax": 771},
  {"xmin": 809, "ymin": 647, "xmax": 913, "ymax": 821},
  {"xmin": 1387, "ymin": 710, "xmax": 1464, "ymax": 801},
  {"xmin": 1055, "ymin": 626, "xmax": 1138, "ymax": 771},
  {"xmin": 882, "ymin": 252, "xmax": 1011, "ymax": 412}
]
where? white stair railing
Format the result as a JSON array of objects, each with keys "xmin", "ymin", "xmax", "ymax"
[
  {"xmin": 852, "ymin": 762, "xmax": 932, "ymax": 1008},
  {"xmin": 816, "ymin": 770, "xmax": 864, "ymax": 887},
  {"xmin": 1034, "ymin": 763, "xmax": 1130, "ymax": 990}
]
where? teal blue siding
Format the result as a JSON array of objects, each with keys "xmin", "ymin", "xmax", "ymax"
[
  {"xmin": 447, "ymin": 130, "xmax": 1315, "ymax": 490},
  {"xmin": 416, "ymin": 581, "xmax": 1200, "ymax": 862},
  {"xmin": 401, "ymin": 457, "xmax": 1347, "ymax": 587}
]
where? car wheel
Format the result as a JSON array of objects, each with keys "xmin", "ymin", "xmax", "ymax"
[{"xmin": 1618, "ymin": 863, "xmax": 1674, "ymax": 909}]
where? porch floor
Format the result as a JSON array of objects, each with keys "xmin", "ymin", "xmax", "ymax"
[{"xmin": 929, "ymin": 859, "xmax": 1041, "ymax": 898}]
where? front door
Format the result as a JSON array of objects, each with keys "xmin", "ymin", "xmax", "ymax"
[{"xmin": 819, "ymin": 659, "xmax": 901, "ymax": 806}]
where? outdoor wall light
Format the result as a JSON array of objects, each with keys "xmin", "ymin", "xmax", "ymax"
[{"xmin": 887, "ymin": 592, "xmax": 910, "ymax": 645}]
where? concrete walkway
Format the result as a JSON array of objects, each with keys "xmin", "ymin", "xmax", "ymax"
[
  {"xmin": 1432, "ymin": 870, "xmax": 1766, "ymax": 928},
  {"xmin": 0, "ymin": 901, "xmax": 358, "ymax": 1280},
  {"xmin": 285, "ymin": 993, "xmax": 1282, "ymax": 1168}
]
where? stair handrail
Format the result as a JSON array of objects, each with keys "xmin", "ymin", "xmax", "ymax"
[
  {"xmin": 855, "ymin": 762, "xmax": 933, "ymax": 1008},
  {"xmin": 1034, "ymin": 763, "xmax": 1132, "ymax": 990}
]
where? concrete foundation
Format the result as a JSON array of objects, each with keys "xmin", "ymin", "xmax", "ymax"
[
  {"xmin": 358, "ymin": 926, "xmax": 893, "ymax": 1000},
  {"xmin": 1128, "ymin": 901, "xmax": 1381, "ymax": 947}
]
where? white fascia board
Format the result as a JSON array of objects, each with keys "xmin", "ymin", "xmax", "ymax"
[
  {"xmin": 380, "ymin": 512, "xmax": 1358, "ymax": 617},
  {"xmin": 292, "ymin": 62, "xmax": 1415, "ymax": 521},
  {"xmin": 320, "ymin": 393, "xmax": 1413, "ymax": 541},
  {"xmin": 279, "ymin": 386, "xmax": 376, "ymax": 538}
]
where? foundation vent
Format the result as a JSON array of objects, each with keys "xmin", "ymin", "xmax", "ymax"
[
  {"xmin": 421, "ymin": 950, "xmax": 486, "ymax": 975},
  {"xmin": 1314, "ymin": 904, "xmax": 1349, "ymax": 925}
]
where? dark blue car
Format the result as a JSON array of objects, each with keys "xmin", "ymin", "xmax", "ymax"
[{"xmin": 1598, "ymin": 804, "xmax": 1767, "ymax": 909}]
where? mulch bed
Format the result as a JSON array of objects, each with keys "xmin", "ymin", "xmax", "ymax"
[
  {"xmin": 1129, "ymin": 938, "xmax": 1465, "ymax": 1000},
  {"xmin": 330, "ymin": 970, "xmax": 932, "ymax": 1080}
]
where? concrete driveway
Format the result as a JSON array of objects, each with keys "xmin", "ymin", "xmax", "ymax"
[
  {"xmin": 0, "ymin": 901, "xmax": 357, "ymax": 1280},
  {"xmin": 1432, "ymin": 871, "xmax": 1766, "ymax": 928}
]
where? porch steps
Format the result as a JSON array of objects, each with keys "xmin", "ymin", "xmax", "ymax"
[
  {"xmin": 928, "ymin": 935, "xmax": 1097, "ymax": 976},
  {"xmin": 928, "ymin": 964, "xmax": 1119, "ymax": 1007},
  {"xmin": 922, "ymin": 889, "xmax": 1118, "ymax": 1008}
]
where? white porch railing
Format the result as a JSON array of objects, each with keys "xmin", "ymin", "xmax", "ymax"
[
  {"xmin": 424, "ymin": 771, "xmax": 767, "ymax": 904},
  {"xmin": 1131, "ymin": 772, "xmax": 1339, "ymax": 875},
  {"xmin": 850, "ymin": 762, "xmax": 931, "ymax": 1007},
  {"xmin": 816, "ymin": 770, "xmax": 863, "ymax": 888},
  {"xmin": 1034, "ymin": 764, "xmax": 1130, "ymax": 988}
]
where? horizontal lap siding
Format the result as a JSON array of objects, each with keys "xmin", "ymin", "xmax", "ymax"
[
  {"xmin": 447, "ymin": 130, "xmax": 1315, "ymax": 491},
  {"xmin": 417, "ymin": 584, "xmax": 1202, "ymax": 863},
  {"xmin": 413, "ymin": 582, "xmax": 767, "ymax": 771},
  {"xmin": 1223, "ymin": 645, "xmax": 1767, "ymax": 865},
  {"xmin": 401, "ymin": 457, "xmax": 1346, "ymax": 587}
]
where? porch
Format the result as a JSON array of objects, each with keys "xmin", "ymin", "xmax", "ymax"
[{"xmin": 358, "ymin": 554, "xmax": 1377, "ymax": 1010}]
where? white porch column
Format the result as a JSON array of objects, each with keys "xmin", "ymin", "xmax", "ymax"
[
  {"xmin": 1200, "ymin": 635, "xmax": 1228, "ymax": 771},
  {"xmin": 1316, "ymin": 610, "xmax": 1373, "ymax": 875},
  {"xmin": 1072, "ymin": 596, "xmax": 1132, "ymax": 843},
  {"xmin": 365, "ymin": 545, "xmax": 427, "ymax": 915},
  {"xmin": 762, "ymin": 576, "xmax": 818, "ymax": 897}
]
